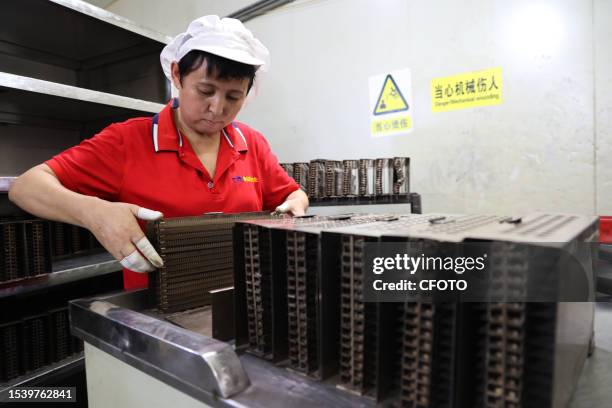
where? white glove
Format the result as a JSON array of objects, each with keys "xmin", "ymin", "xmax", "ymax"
[
  {"xmin": 119, "ymin": 207, "xmax": 164, "ymax": 273},
  {"xmin": 273, "ymin": 202, "xmax": 291, "ymax": 215}
]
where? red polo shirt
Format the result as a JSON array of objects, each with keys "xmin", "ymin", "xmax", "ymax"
[{"xmin": 46, "ymin": 98, "xmax": 299, "ymax": 289}]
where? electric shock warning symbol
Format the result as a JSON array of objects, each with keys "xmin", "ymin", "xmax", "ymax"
[{"xmin": 373, "ymin": 75, "xmax": 409, "ymax": 116}]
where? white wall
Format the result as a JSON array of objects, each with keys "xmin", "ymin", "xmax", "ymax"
[
  {"xmin": 238, "ymin": 0, "xmax": 597, "ymax": 215},
  {"xmin": 106, "ymin": 0, "xmax": 253, "ymax": 35},
  {"xmin": 101, "ymin": 0, "xmax": 609, "ymax": 216},
  {"xmin": 595, "ymin": 0, "xmax": 612, "ymax": 215}
]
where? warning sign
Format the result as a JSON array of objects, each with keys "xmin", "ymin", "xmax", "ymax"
[
  {"xmin": 369, "ymin": 69, "xmax": 413, "ymax": 137},
  {"xmin": 431, "ymin": 67, "xmax": 503, "ymax": 112},
  {"xmin": 373, "ymin": 75, "xmax": 409, "ymax": 115}
]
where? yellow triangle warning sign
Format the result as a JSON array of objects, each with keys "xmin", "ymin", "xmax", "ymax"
[{"xmin": 373, "ymin": 75, "xmax": 409, "ymax": 115}]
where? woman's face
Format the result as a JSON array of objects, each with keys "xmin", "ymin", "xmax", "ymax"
[{"xmin": 171, "ymin": 60, "xmax": 249, "ymax": 137}]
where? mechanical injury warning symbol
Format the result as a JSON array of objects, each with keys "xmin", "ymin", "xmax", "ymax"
[
  {"xmin": 369, "ymin": 68, "xmax": 413, "ymax": 137},
  {"xmin": 373, "ymin": 75, "xmax": 409, "ymax": 115}
]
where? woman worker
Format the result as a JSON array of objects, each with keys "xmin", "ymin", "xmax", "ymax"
[{"xmin": 8, "ymin": 15, "xmax": 308, "ymax": 290}]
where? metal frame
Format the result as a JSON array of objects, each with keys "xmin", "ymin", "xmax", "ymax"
[
  {"xmin": 0, "ymin": 252, "xmax": 119, "ymax": 300},
  {"xmin": 0, "ymin": 72, "xmax": 163, "ymax": 114},
  {"xmin": 0, "ymin": 0, "xmax": 168, "ymax": 392},
  {"xmin": 308, "ymin": 192, "xmax": 421, "ymax": 212}
]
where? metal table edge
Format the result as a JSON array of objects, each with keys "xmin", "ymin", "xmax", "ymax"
[{"xmin": 69, "ymin": 294, "xmax": 249, "ymax": 406}]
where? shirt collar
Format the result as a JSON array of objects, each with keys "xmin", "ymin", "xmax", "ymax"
[
  {"xmin": 153, "ymin": 98, "xmax": 182, "ymax": 152},
  {"xmin": 223, "ymin": 122, "xmax": 248, "ymax": 153},
  {"xmin": 153, "ymin": 98, "xmax": 248, "ymax": 153}
]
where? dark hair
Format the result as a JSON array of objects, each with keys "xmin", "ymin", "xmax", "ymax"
[{"xmin": 178, "ymin": 50, "xmax": 257, "ymax": 92}]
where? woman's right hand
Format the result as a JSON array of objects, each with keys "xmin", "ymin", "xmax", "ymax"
[
  {"xmin": 9, "ymin": 164, "xmax": 163, "ymax": 272},
  {"xmin": 83, "ymin": 199, "xmax": 164, "ymax": 273}
]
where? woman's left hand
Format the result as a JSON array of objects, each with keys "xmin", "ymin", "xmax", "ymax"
[{"xmin": 274, "ymin": 190, "xmax": 309, "ymax": 216}]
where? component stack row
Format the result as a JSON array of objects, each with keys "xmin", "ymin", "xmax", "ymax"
[
  {"xmin": 0, "ymin": 307, "xmax": 83, "ymax": 383},
  {"xmin": 280, "ymin": 157, "xmax": 410, "ymax": 199},
  {"xmin": 0, "ymin": 218, "xmax": 102, "ymax": 283},
  {"xmin": 232, "ymin": 213, "xmax": 597, "ymax": 408}
]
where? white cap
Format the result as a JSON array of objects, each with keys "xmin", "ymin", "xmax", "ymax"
[{"xmin": 160, "ymin": 15, "xmax": 270, "ymax": 96}]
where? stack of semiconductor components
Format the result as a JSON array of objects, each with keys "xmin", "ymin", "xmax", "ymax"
[
  {"xmin": 280, "ymin": 157, "xmax": 411, "ymax": 199},
  {"xmin": 234, "ymin": 212, "xmax": 598, "ymax": 407}
]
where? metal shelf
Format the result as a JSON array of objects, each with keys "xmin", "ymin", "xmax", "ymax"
[
  {"xmin": 0, "ymin": 72, "xmax": 165, "ymax": 182},
  {"xmin": 0, "ymin": 2, "xmax": 155, "ymax": 396},
  {"xmin": 309, "ymin": 194, "xmax": 414, "ymax": 206},
  {"xmin": 0, "ymin": 352, "xmax": 84, "ymax": 392},
  {"xmin": 0, "ymin": 72, "xmax": 163, "ymax": 123},
  {"xmin": 0, "ymin": 252, "xmax": 120, "ymax": 299},
  {"xmin": 1, "ymin": 0, "xmax": 171, "ymax": 103},
  {"xmin": 308, "ymin": 193, "xmax": 422, "ymax": 214}
]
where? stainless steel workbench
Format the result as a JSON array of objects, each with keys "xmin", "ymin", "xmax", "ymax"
[{"xmin": 69, "ymin": 289, "xmax": 611, "ymax": 408}]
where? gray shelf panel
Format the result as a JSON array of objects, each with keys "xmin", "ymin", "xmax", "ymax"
[
  {"xmin": 49, "ymin": 0, "xmax": 172, "ymax": 44},
  {"xmin": 0, "ymin": 252, "xmax": 121, "ymax": 299},
  {"xmin": 0, "ymin": 0, "xmax": 172, "ymax": 102}
]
